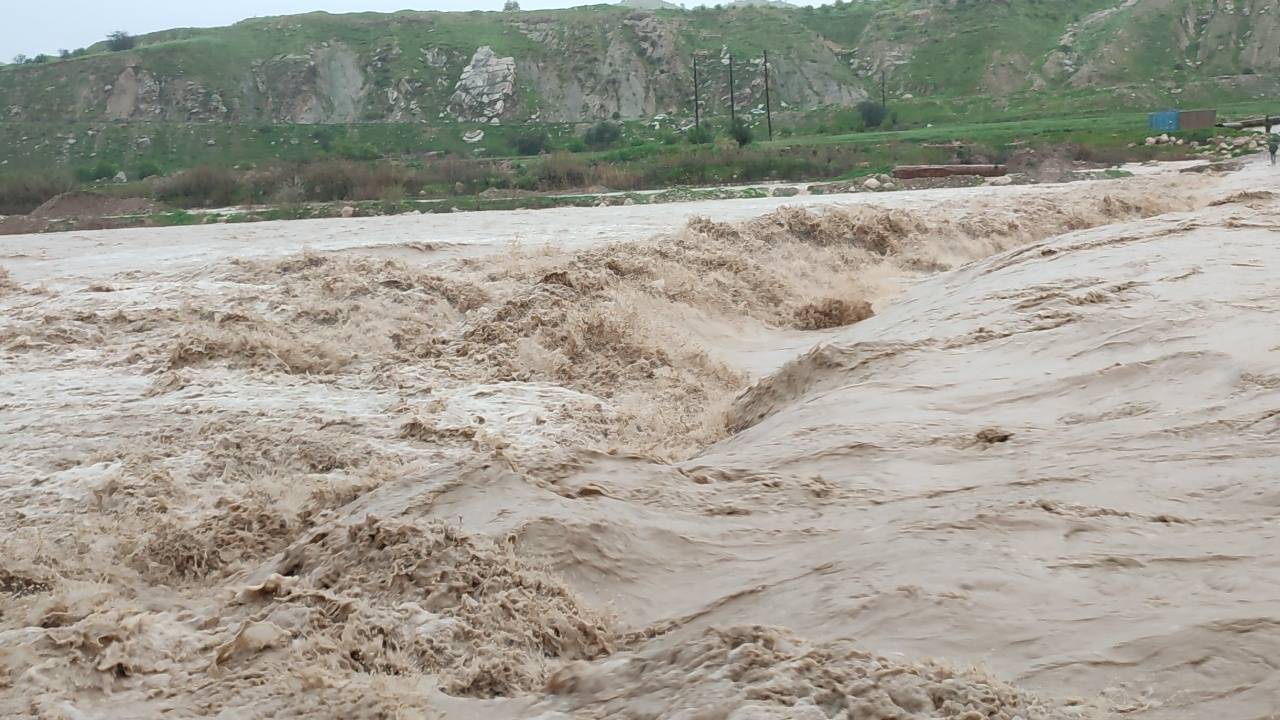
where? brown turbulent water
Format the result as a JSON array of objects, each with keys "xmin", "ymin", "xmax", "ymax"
[{"xmin": 2, "ymin": 163, "xmax": 1278, "ymax": 719}]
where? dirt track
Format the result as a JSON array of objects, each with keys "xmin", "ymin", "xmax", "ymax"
[{"xmin": 2, "ymin": 160, "xmax": 1278, "ymax": 719}]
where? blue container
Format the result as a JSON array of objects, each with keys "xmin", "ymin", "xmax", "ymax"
[{"xmin": 1148, "ymin": 111, "xmax": 1180, "ymax": 132}]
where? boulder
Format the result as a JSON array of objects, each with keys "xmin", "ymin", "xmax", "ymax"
[
  {"xmin": 113, "ymin": 171, "xmax": 128, "ymax": 184},
  {"xmin": 862, "ymin": 177, "xmax": 882, "ymax": 191}
]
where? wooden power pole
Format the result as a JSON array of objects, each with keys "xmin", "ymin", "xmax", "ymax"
[{"xmin": 763, "ymin": 50, "xmax": 773, "ymax": 141}]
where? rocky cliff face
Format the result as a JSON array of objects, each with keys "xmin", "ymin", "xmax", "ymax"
[
  {"xmin": 0, "ymin": 1, "xmax": 1273, "ymax": 127},
  {"xmin": 448, "ymin": 47, "xmax": 517, "ymax": 123}
]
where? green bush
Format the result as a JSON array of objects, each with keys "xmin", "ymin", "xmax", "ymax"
[
  {"xmin": 334, "ymin": 141, "xmax": 381, "ymax": 161},
  {"xmin": 583, "ymin": 121, "xmax": 622, "ymax": 150},
  {"xmin": 858, "ymin": 101, "xmax": 887, "ymax": 129},
  {"xmin": 134, "ymin": 162, "xmax": 162, "ymax": 180},
  {"xmin": 77, "ymin": 160, "xmax": 119, "ymax": 183},
  {"xmin": 511, "ymin": 131, "xmax": 551, "ymax": 156},
  {"xmin": 730, "ymin": 118, "xmax": 754, "ymax": 147},
  {"xmin": 106, "ymin": 31, "xmax": 135, "ymax": 52},
  {"xmin": 687, "ymin": 124, "xmax": 715, "ymax": 145}
]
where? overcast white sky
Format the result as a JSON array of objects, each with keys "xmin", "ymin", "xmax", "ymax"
[{"xmin": 4, "ymin": 1, "xmax": 826, "ymax": 62}]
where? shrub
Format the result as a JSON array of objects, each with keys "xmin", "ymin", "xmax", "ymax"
[
  {"xmin": 730, "ymin": 118, "xmax": 754, "ymax": 147},
  {"xmin": 106, "ymin": 31, "xmax": 136, "ymax": 52},
  {"xmin": 77, "ymin": 160, "xmax": 119, "ymax": 183},
  {"xmin": 422, "ymin": 156, "xmax": 493, "ymax": 193},
  {"xmin": 334, "ymin": 141, "xmax": 380, "ymax": 161},
  {"xmin": 310, "ymin": 128, "xmax": 335, "ymax": 150},
  {"xmin": 153, "ymin": 166, "xmax": 241, "ymax": 208},
  {"xmin": 687, "ymin": 124, "xmax": 715, "ymax": 145},
  {"xmin": 590, "ymin": 164, "xmax": 643, "ymax": 191},
  {"xmin": 858, "ymin": 101, "xmax": 887, "ymax": 129},
  {"xmin": 380, "ymin": 185, "xmax": 406, "ymax": 207},
  {"xmin": 0, "ymin": 170, "xmax": 76, "ymax": 215},
  {"xmin": 536, "ymin": 152, "xmax": 589, "ymax": 189},
  {"xmin": 300, "ymin": 161, "xmax": 409, "ymax": 202},
  {"xmin": 511, "ymin": 131, "xmax": 551, "ymax": 156},
  {"xmin": 134, "ymin": 162, "xmax": 162, "ymax": 180},
  {"xmin": 583, "ymin": 121, "xmax": 622, "ymax": 150},
  {"xmin": 271, "ymin": 178, "xmax": 308, "ymax": 206}
]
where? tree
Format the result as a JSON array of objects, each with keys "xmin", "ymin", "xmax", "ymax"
[
  {"xmin": 58, "ymin": 49, "xmax": 71, "ymax": 60},
  {"xmin": 503, "ymin": 0, "xmax": 521, "ymax": 10},
  {"xmin": 106, "ymin": 31, "xmax": 135, "ymax": 52},
  {"xmin": 730, "ymin": 117, "xmax": 753, "ymax": 147},
  {"xmin": 12, "ymin": 54, "xmax": 27, "ymax": 65}
]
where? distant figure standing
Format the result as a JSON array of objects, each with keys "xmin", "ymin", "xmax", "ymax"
[{"xmin": 1270, "ymin": 135, "xmax": 1279, "ymax": 166}]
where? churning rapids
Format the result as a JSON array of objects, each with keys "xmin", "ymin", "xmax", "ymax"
[{"xmin": 2, "ymin": 160, "xmax": 1278, "ymax": 720}]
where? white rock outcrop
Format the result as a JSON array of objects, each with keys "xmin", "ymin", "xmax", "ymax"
[{"xmin": 448, "ymin": 46, "xmax": 516, "ymax": 123}]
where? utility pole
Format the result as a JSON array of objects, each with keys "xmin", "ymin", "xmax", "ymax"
[
  {"xmin": 728, "ymin": 53, "xmax": 736, "ymax": 125},
  {"xmin": 693, "ymin": 53, "xmax": 701, "ymax": 130},
  {"xmin": 763, "ymin": 50, "xmax": 773, "ymax": 141},
  {"xmin": 880, "ymin": 68, "xmax": 887, "ymax": 110}
]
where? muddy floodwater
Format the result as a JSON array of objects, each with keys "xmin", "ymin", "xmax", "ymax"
[{"xmin": 2, "ymin": 160, "xmax": 1278, "ymax": 720}]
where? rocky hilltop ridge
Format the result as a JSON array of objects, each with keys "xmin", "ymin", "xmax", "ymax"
[{"xmin": 0, "ymin": 0, "xmax": 1276, "ymax": 125}]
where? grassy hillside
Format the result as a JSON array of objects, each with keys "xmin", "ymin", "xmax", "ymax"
[
  {"xmin": 1, "ymin": 0, "xmax": 1275, "ymax": 127},
  {"xmin": 0, "ymin": 0, "xmax": 1275, "ymax": 196}
]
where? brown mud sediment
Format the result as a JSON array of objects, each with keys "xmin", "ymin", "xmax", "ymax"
[{"xmin": 3, "ymin": 165, "xmax": 1277, "ymax": 719}]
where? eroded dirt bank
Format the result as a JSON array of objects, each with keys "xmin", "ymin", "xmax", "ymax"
[{"xmin": 2, "ymin": 165, "xmax": 1277, "ymax": 719}]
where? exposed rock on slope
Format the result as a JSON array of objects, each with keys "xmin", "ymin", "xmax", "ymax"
[
  {"xmin": 448, "ymin": 46, "xmax": 517, "ymax": 123},
  {"xmin": 0, "ymin": 1, "xmax": 1275, "ymax": 124}
]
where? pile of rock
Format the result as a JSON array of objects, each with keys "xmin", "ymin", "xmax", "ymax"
[
  {"xmin": 861, "ymin": 174, "xmax": 896, "ymax": 191},
  {"xmin": 1137, "ymin": 133, "xmax": 1266, "ymax": 158},
  {"xmin": 1201, "ymin": 134, "xmax": 1265, "ymax": 157}
]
